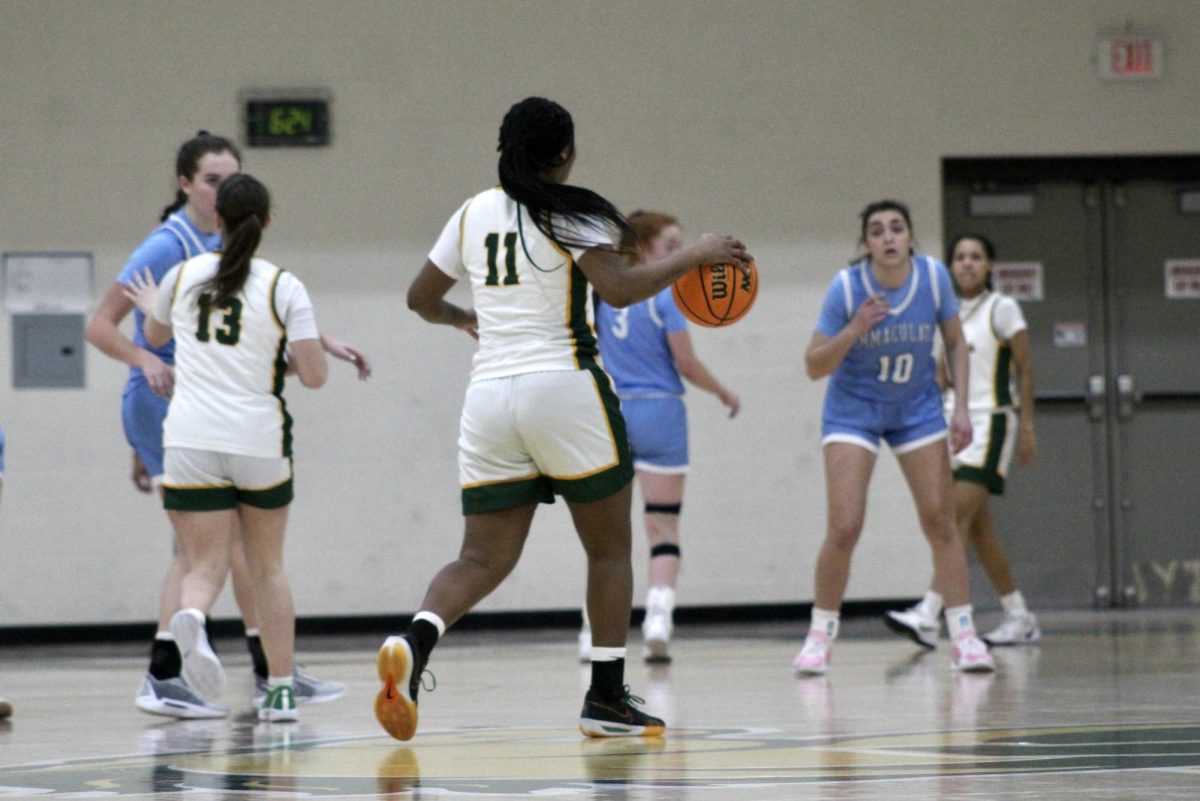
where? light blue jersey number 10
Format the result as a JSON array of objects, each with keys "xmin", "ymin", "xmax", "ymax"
[{"xmin": 876, "ymin": 353, "xmax": 913, "ymax": 383}]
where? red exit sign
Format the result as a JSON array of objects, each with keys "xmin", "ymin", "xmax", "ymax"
[{"xmin": 1097, "ymin": 35, "xmax": 1163, "ymax": 80}]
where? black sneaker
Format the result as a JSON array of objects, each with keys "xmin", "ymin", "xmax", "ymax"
[
  {"xmin": 579, "ymin": 686, "xmax": 666, "ymax": 737},
  {"xmin": 375, "ymin": 635, "xmax": 429, "ymax": 741}
]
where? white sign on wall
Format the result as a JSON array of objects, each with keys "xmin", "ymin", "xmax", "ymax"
[
  {"xmin": 1054, "ymin": 321, "xmax": 1087, "ymax": 348},
  {"xmin": 993, "ymin": 261, "xmax": 1043, "ymax": 301},
  {"xmin": 2, "ymin": 252, "xmax": 94, "ymax": 313},
  {"xmin": 1165, "ymin": 260, "xmax": 1200, "ymax": 299},
  {"xmin": 1096, "ymin": 33, "xmax": 1163, "ymax": 81}
]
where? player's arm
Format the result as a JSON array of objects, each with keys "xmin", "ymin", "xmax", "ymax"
[
  {"xmin": 88, "ymin": 283, "xmax": 170, "ymax": 372},
  {"xmin": 406, "ymin": 260, "xmax": 478, "ymax": 338},
  {"xmin": 579, "ymin": 234, "xmax": 749, "ymax": 309},
  {"xmin": 289, "ymin": 338, "xmax": 328, "ymax": 388},
  {"xmin": 1009, "ymin": 328, "xmax": 1037, "ymax": 466},
  {"xmin": 89, "ymin": 279, "xmax": 175, "ymax": 398},
  {"xmin": 939, "ymin": 315, "xmax": 972, "ymax": 453},
  {"xmin": 666, "ymin": 330, "xmax": 739, "ymax": 417},
  {"xmin": 804, "ymin": 294, "xmax": 889, "ymax": 379},
  {"xmin": 933, "ymin": 334, "xmax": 950, "ymax": 392},
  {"xmin": 86, "ymin": 285, "xmax": 143, "ymax": 365}
]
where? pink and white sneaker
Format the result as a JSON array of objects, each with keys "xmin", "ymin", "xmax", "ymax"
[
  {"xmin": 951, "ymin": 631, "xmax": 996, "ymax": 673},
  {"xmin": 792, "ymin": 631, "xmax": 832, "ymax": 676}
]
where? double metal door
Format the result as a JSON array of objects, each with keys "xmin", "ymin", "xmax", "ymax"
[{"xmin": 943, "ymin": 158, "xmax": 1200, "ymax": 609}]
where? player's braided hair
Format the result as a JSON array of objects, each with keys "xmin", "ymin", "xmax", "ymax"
[
  {"xmin": 198, "ymin": 174, "xmax": 269, "ymax": 308},
  {"xmin": 497, "ymin": 97, "xmax": 631, "ymax": 251}
]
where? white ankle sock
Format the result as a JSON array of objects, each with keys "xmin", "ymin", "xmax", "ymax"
[
  {"xmin": 1000, "ymin": 590, "xmax": 1029, "ymax": 618},
  {"xmin": 590, "ymin": 646, "xmax": 625, "ymax": 663},
  {"xmin": 810, "ymin": 607, "xmax": 840, "ymax": 640},
  {"xmin": 919, "ymin": 591, "xmax": 944, "ymax": 620},
  {"xmin": 945, "ymin": 604, "xmax": 976, "ymax": 639}
]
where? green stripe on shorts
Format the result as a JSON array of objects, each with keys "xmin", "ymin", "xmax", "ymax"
[
  {"xmin": 953, "ymin": 412, "xmax": 1007, "ymax": 495},
  {"xmin": 549, "ymin": 365, "xmax": 633, "ymax": 503},
  {"xmin": 164, "ymin": 480, "xmax": 293, "ymax": 511},
  {"xmin": 237, "ymin": 479, "xmax": 294, "ymax": 509},
  {"xmin": 462, "ymin": 476, "xmax": 555, "ymax": 515},
  {"xmin": 164, "ymin": 485, "xmax": 238, "ymax": 511}
]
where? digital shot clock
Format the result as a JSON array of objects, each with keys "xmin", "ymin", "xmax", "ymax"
[{"xmin": 243, "ymin": 91, "xmax": 331, "ymax": 147}]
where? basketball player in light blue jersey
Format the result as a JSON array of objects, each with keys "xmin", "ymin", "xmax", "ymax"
[
  {"xmin": 585, "ymin": 211, "xmax": 740, "ymax": 664},
  {"xmin": 793, "ymin": 199, "xmax": 995, "ymax": 676},
  {"xmin": 87, "ymin": 132, "xmax": 360, "ymax": 717}
]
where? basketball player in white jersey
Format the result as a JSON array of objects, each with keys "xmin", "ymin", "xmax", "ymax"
[
  {"xmin": 89, "ymin": 133, "xmax": 357, "ymax": 717},
  {"xmin": 374, "ymin": 97, "xmax": 750, "ymax": 741},
  {"xmin": 126, "ymin": 174, "xmax": 328, "ymax": 722},
  {"xmin": 885, "ymin": 234, "xmax": 1040, "ymax": 648}
]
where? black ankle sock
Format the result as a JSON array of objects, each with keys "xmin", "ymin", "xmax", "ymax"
[
  {"xmin": 149, "ymin": 638, "xmax": 182, "ymax": 680},
  {"xmin": 246, "ymin": 634, "xmax": 269, "ymax": 679},
  {"xmin": 590, "ymin": 658, "xmax": 625, "ymax": 700},
  {"xmin": 407, "ymin": 619, "xmax": 440, "ymax": 665}
]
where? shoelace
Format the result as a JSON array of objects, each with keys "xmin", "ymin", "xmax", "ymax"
[
  {"xmin": 417, "ymin": 669, "xmax": 437, "ymax": 694},
  {"xmin": 617, "ymin": 686, "xmax": 645, "ymax": 707}
]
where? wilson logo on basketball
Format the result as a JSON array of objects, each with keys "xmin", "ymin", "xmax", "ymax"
[
  {"xmin": 671, "ymin": 260, "xmax": 759, "ymax": 328},
  {"xmin": 710, "ymin": 264, "xmax": 729, "ymax": 300}
]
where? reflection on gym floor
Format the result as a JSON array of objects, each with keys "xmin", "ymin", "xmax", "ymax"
[{"xmin": 3, "ymin": 611, "xmax": 1200, "ymax": 799}]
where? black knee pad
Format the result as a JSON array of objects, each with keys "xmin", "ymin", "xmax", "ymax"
[{"xmin": 650, "ymin": 543, "xmax": 681, "ymax": 559}]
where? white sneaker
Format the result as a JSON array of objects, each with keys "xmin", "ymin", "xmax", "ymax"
[
  {"xmin": 578, "ymin": 624, "xmax": 593, "ymax": 663},
  {"xmin": 983, "ymin": 614, "xmax": 1041, "ymax": 646},
  {"xmin": 135, "ymin": 674, "xmax": 228, "ymax": 719},
  {"xmin": 884, "ymin": 605, "xmax": 940, "ymax": 649},
  {"xmin": 792, "ymin": 631, "xmax": 832, "ymax": 676},
  {"xmin": 951, "ymin": 631, "xmax": 996, "ymax": 672},
  {"xmin": 170, "ymin": 610, "xmax": 226, "ymax": 700},
  {"xmin": 642, "ymin": 611, "xmax": 672, "ymax": 663}
]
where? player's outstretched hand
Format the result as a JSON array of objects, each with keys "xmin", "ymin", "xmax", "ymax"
[
  {"xmin": 122, "ymin": 267, "xmax": 159, "ymax": 317},
  {"xmin": 320, "ymin": 334, "xmax": 373, "ymax": 380}
]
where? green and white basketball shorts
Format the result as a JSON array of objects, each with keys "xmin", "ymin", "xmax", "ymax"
[
  {"xmin": 458, "ymin": 367, "xmax": 633, "ymax": 515},
  {"xmin": 163, "ymin": 447, "xmax": 294, "ymax": 511},
  {"xmin": 950, "ymin": 409, "xmax": 1016, "ymax": 495}
]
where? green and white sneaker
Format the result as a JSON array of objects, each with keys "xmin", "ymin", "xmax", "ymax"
[
  {"xmin": 259, "ymin": 684, "xmax": 299, "ymax": 722},
  {"xmin": 254, "ymin": 668, "xmax": 346, "ymax": 705}
]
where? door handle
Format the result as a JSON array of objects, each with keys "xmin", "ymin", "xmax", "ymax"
[
  {"xmin": 1116, "ymin": 374, "xmax": 1139, "ymax": 419},
  {"xmin": 1087, "ymin": 375, "xmax": 1106, "ymax": 421}
]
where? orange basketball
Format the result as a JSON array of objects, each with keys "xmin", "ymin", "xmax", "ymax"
[{"xmin": 671, "ymin": 260, "xmax": 758, "ymax": 327}]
